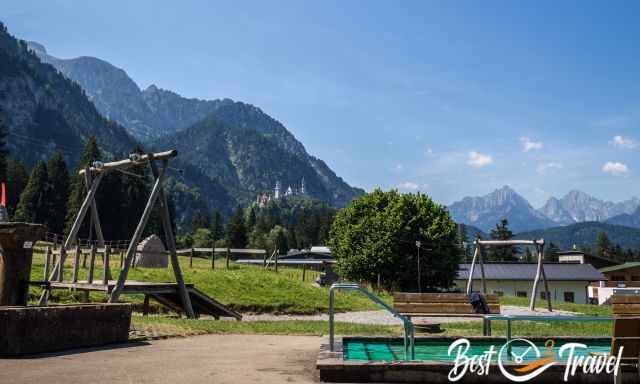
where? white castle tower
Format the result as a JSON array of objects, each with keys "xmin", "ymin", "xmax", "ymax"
[
  {"xmin": 274, "ymin": 181, "xmax": 281, "ymax": 199},
  {"xmin": 300, "ymin": 178, "xmax": 306, "ymax": 195}
]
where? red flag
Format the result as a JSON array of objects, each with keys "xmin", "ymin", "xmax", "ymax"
[{"xmin": 1, "ymin": 182, "xmax": 6, "ymax": 207}]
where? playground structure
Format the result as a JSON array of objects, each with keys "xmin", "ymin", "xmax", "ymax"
[
  {"xmin": 465, "ymin": 237, "xmax": 552, "ymax": 311},
  {"xmin": 38, "ymin": 150, "xmax": 240, "ymax": 320}
]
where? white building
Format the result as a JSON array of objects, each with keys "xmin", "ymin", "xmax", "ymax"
[{"xmin": 454, "ymin": 263, "xmax": 605, "ymax": 304}]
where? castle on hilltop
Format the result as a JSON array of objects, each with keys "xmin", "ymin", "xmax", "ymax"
[{"xmin": 255, "ymin": 179, "xmax": 306, "ymax": 207}]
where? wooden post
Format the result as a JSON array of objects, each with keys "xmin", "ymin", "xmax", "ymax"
[
  {"xmin": 478, "ymin": 244, "xmax": 487, "ymax": 295},
  {"xmin": 72, "ymin": 245, "xmax": 81, "ymax": 283},
  {"xmin": 530, "ymin": 241, "xmax": 544, "ymax": 311},
  {"xmin": 82, "ymin": 247, "xmax": 87, "ymax": 268},
  {"xmin": 120, "ymin": 249, "xmax": 124, "ymax": 269},
  {"xmin": 275, "ymin": 252, "xmax": 279, "ymax": 273},
  {"xmin": 84, "ymin": 166, "xmax": 105, "ymax": 248},
  {"xmin": 302, "ymin": 264, "xmax": 307, "ymax": 282},
  {"xmin": 43, "ymin": 246, "xmax": 51, "ymax": 282},
  {"xmin": 210, "ymin": 246, "xmax": 215, "ymax": 270},
  {"xmin": 102, "ymin": 245, "xmax": 111, "ymax": 285},
  {"xmin": 57, "ymin": 247, "xmax": 66, "ymax": 282},
  {"xmin": 87, "ymin": 244, "xmax": 97, "ymax": 284},
  {"xmin": 144, "ymin": 157, "xmax": 195, "ymax": 318},
  {"xmin": 226, "ymin": 248, "xmax": 230, "ymax": 270},
  {"xmin": 190, "ymin": 248, "xmax": 194, "ymax": 268},
  {"xmin": 539, "ymin": 243, "xmax": 552, "ymax": 312},
  {"xmin": 466, "ymin": 242, "xmax": 480, "ymax": 295},
  {"xmin": 263, "ymin": 252, "xmax": 267, "ymax": 268}
]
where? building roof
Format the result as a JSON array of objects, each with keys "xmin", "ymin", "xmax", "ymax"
[
  {"xmin": 310, "ymin": 246, "xmax": 331, "ymax": 254},
  {"xmin": 557, "ymin": 250, "xmax": 620, "ymax": 265},
  {"xmin": 600, "ymin": 262, "xmax": 640, "ymax": 274},
  {"xmin": 457, "ymin": 263, "xmax": 605, "ymax": 281}
]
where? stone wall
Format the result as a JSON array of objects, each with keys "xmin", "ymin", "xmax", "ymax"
[{"xmin": 0, "ymin": 303, "xmax": 131, "ymax": 355}]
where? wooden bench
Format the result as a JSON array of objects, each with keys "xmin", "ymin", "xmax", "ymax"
[
  {"xmin": 393, "ymin": 293, "xmax": 501, "ymax": 335},
  {"xmin": 603, "ymin": 296, "xmax": 640, "ymax": 383}
]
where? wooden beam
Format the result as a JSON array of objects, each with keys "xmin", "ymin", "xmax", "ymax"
[
  {"xmin": 465, "ymin": 244, "xmax": 479, "ymax": 295},
  {"xmin": 476, "ymin": 239, "xmax": 545, "ymax": 246},
  {"xmin": 478, "ymin": 243, "xmax": 487, "ymax": 294},
  {"xmin": 539, "ymin": 243, "xmax": 552, "ymax": 312},
  {"xmin": 148, "ymin": 157, "xmax": 195, "ymax": 318},
  {"xmin": 84, "ymin": 166, "xmax": 105, "ymax": 247},
  {"xmin": 79, "ymin": 150, "xmax": 177, "ymax": 175},
  {"xmin": 530, "ymin": 244, "xmax": 544, "ymax": 311}
]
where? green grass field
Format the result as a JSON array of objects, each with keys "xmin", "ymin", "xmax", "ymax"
[
  {"xmin": 29, "ymin": 246, "xmax": 389, "ymax": 314},
  {"xmin": 30, "ymin": 244, "xmax": 614, "ymax": 339}
]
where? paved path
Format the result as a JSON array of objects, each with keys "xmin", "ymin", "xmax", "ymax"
[
  {"xmin": 237, "ymin": 305, "xmax": 579, "ymax": 325},
  {"xmin": 0, "ymin": 334, "xmax": 320, "ymax": 384}
]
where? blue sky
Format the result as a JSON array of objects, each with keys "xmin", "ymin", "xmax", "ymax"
[{"xmin": 4, "ymin": 1, "xmax": 640, "ymax": 207}]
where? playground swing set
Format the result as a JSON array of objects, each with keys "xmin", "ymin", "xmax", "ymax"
[{"xmin": 38, "ymin": 150, "xmax": 240, "ymax": 320}]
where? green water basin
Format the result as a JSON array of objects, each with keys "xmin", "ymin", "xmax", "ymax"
[{"xmin": 344, "ymin": 338, "xmax": 612, "ymax": 362}]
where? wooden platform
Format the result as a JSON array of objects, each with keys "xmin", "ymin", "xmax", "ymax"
[{"xmin": 48, "ymin": 280, "xmax": 242, "ymax": 320}]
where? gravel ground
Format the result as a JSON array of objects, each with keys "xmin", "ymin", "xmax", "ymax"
[{"xmin": 235, "ymin": 305, "xmax": 579, "ymax": 325}]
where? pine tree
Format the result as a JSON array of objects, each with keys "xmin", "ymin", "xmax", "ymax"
[
  {"xmin": 596, "ymin": 232, "xmax": 612, "ymax": 259},
  {"xmin": 6, "ymin": 158, "xmax": 29, "ymax": 218},
  {"xmin": 14, "ymin": 160, "xmax": 49, "ymax": 224},
  {"xmin": 46, "ymin": 152, "xmax": 70, "ymax": 234},
  {"xmin": 225, "ymin": 208, "xmax": 247, "ymax": 248},
  {"xmin": 210, "ymin": 210, "xmax": 224, "ymax": 242},
  {"xmin": 65, "ymin": 137, "xmax": 101, "ymax": 236},
  {"xmin": 488, "ymin": 219, "xmax": 518, "ymax": 261},
  {"xmin": 246, "ymin": 207, "xmax": 257, "ymax": 231},
  {"xmin": 273, "ymin": 226, "xmax": 288, "ymax": 254}
]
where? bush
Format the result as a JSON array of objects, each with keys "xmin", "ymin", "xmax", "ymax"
[{"xmin": 329, "ymin": 189, "xmax": 459, "ymax": 291}]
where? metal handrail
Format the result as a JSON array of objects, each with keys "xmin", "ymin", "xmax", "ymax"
[{"xmin": 329, "ymin": 283, "xmax": 415, "ymax": 360}]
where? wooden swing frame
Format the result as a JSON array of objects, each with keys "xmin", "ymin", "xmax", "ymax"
[
  {"xmin": 39, "ymin": 150, "xmax": 195, "ymax": 318},
  {"xmin": 465, "ymin": 237, "xmax": 552, "ymax": 312}
]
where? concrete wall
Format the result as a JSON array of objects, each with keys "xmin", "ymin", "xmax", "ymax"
[
  {"xmin": 0, "ymin": 303, "xmax": 131, "ymax": 355},
  {"xmin": 453, "ymin": 279, "xmax": 591, "ymax": 304}
]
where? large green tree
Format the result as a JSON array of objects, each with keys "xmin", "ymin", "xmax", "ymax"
[
  {"xmin": 46, "ymin": 152, "xmax": 70, "ymax": 234},
  {"xmin": 14, "ymin": 160, "xmax": 49, "ymax": 224},
  {"xmin": 329, "ymin": 189, "xmax": 459, "ymax": 291}
]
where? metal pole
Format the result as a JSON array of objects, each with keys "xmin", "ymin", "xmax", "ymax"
[
  {"xmin": 416, "ymin": 241, "xmax": 421, "ymax": 293},
  {"xmin": 329, "ymin": 287, "xmax": 335, "ymax": 351}
]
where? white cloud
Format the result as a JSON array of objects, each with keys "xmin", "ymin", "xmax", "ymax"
[
  {"xmin": 602, "ymin": 161, "xmax": 629, "ymax": 175},
  {"xmin": 397, "ymin": 181, "xmax": 419, "ymax": 191},
  {"xmin": 609, "ymin": 135, "xmax": 637, "ymax": 149},
  {"xmin": 467, "ymin": 151, "xmax": 493, "ymax": 167},
  {"xmin": 520, "ymin": 137, "xmax": 543, "ymax": 152},
  {"xmin": 536, "ymin": 162, "xmax": 563, "ymax": 175},
  {"xmin": 394, "ymin": 163, "xmax": 404, "ymax": 172}
]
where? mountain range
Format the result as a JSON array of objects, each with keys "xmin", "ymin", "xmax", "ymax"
[
  {"xmin": 449, "ymin": 186, "xmax": 640, "ymax": 233},
  {"xmin": 11, "ymin": 31, "xmax": 362, "ymax": 220}
]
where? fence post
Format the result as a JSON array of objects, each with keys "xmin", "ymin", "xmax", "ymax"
[
  {"xmin": 302, "ymin": 264, "xmax": 307, "ymax": 282},
  {"xmin": 190, "ymin": 248, "xmax": 194, "ymax": 268},
  {"xmin": 275, "ymin": 252, "xmax": 279, "ymax": 273},
  {"xmin": 226, "ymin": 248, "xmax": 230, "ymax": 270},
  {"xmin": 102, "ymin": 245, "xmax": 111, "ymax": 285},
  {"xmin": 211, "ymin": 246, "xmax": 215, "ymax": 270},
  {"xmin": 44, "ymin": 246, "xmax": 52, "ymax": 282},
  {"xmin": 57, "ymin": 247, "xmax": 66, "ymax": 282},
  {"xmin": 263, "ymin": 252, "xmax": 267, "ymax": 268},
  {"xmin": 88, "ymin": 244, "xmax": 97, "ymax": 284},
  {"xmin": 72, "ymin": 245, "xmax": 81, "ymax": 283}
]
